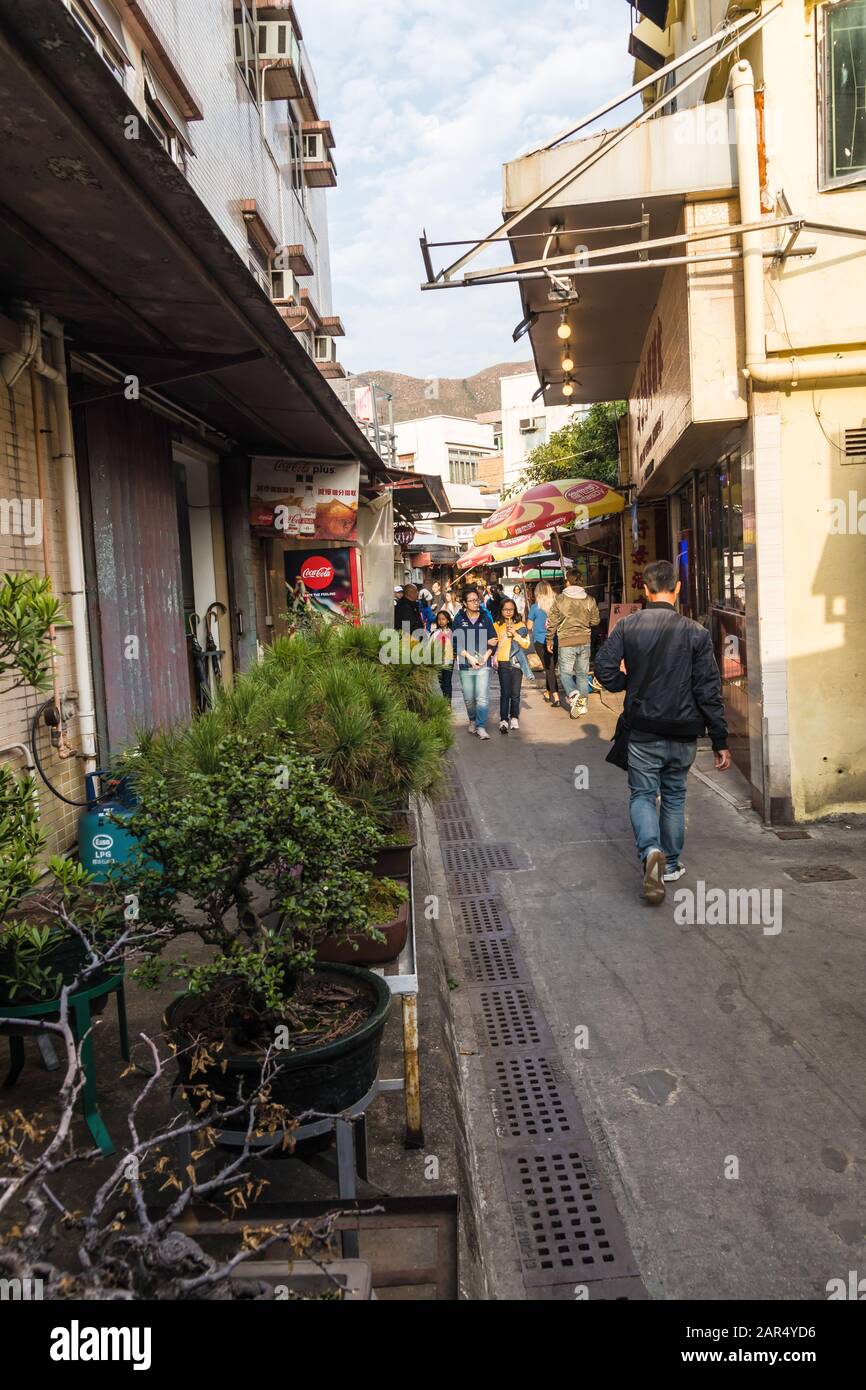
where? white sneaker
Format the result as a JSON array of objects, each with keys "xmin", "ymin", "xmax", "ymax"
[
  {"xmin": 468, "ymin": 721, "xmax": 476, "ymax": 734},
  {"xmin": 510, "ymin": 717, "xmax": 520, "ymax": 731},
  {"xmin": 476, "ymin": 727, "xmax": 490, "ymax": 740},
  {"xmin": 663, "ymin": 863, "xmax": 686, "ymax": 882},
  {"xmin": 499, "ymin": 720, "xmax": 509, "ymax": 735},
  {"xmin": 570, "ymin": 696, "xmax": 585, "ymax": 720}
]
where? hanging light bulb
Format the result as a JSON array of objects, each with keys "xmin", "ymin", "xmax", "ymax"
[
  {"xmin": 562, "ymin": 379, "xmax": 575, "ymax": 398},
  {"xmin": 557, "ymin": 309, "xmax": 572, "ymax": 342},
  {"xmin": 561, "ymin": 351, "xmax": 575, "ymax": 373}
]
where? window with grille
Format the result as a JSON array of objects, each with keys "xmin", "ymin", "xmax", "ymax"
[
  {"xmin": 820, "ymin": 0, "xmax": 866, "ymax": 188},
  {"xmin": 448, "ymin": 447, "xmax": 488, "ymax": 485},
  {"xmin": 65, "ymin": 1, "xmax": 127, "ymax": 87}
]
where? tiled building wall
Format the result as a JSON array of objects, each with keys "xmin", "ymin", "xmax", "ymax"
[
  {"xmin": 0, "ymin": 372, "xmax": 87, "ymax": 855},
  {"xmin": 124, "ymin": 0, "xmax": 334, "ymax": 318}
]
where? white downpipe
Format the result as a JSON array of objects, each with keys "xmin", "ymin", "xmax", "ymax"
[
  {"xmin": 731, "ymin": 60, "xmax": 866, "ymax": 386},
  {"xmin": 38, "ymin": 317, "xmax": 98, "ymax": 774}
]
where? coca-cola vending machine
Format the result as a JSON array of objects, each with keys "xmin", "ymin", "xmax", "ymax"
[{"xmin": 281, "ymin": 546, "xmax": 363, "ymax": 623}]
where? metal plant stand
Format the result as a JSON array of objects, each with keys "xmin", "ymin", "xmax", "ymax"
[{"xmin": 1, "ymin": 970, "xmax": 129, "ymax": 1156}]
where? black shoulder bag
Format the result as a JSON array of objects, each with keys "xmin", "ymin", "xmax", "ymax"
[{"xmin": 605, "ymin": 617, "xmax": 679, "ymax": 771}]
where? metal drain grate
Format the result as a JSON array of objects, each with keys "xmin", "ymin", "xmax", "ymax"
[
  {"xmin": 443, "ymin": 843, "xmax": 523, "ymax": 873},
  {"xmin": 453, "ymin": 896, "xmax": 512, "ymax": 934},
  {"xmin": 504, "ymin": 1147, "xmax": 639, "ymax": 1286},
  {"xmin": 485, "ymin": 1055, "xmax": 589, "ymax": 1144},
  {"xmin": 785, "ymin": 864, "xmax": 855, "ymax": 882},
  {"xmin": 477, "ymin": 988, "xmax": 552, "ymax": 1051},
  {"xmin": 449, "ymin": 871, "xmax": 494, "ymax": 898},
  {"xmin": 773, "ymin": 830, "xmax": 811, "ymax": 841},
  {"xmin": 437, "ymin": 818, "xmax": 477, "ymax": 844},
  {"xmin": 461, "ymin": 934, "xmax": 524, "ymax": 985}
]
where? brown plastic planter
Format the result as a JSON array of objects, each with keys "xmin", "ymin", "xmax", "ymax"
[
  {"xmin": 316, "ymin": 898, "xmax": 409, "ymax": 966},
  {"xmin": 372, "ymin": 810, "xmax": 417, "ymax": 879}
]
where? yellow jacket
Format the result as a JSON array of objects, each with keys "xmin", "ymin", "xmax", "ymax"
[{"xmin": 494, "ymin": 618, "xmax": 531, "ymax": 664}]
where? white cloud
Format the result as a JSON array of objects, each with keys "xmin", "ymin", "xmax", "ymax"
[{"xmin": 296, "ymin": 0, "xmax": 632, "ymax": 377}]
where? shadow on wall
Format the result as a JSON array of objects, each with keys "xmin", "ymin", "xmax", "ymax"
[{"xmin": 799, "ymin": 522, "xmax": 866, "ymax": 817}]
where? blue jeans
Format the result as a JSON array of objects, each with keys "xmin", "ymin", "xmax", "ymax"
[
  {"xmin": 558, "ymin": 643, "xmax": 590, "ymax": 700},
  {"xmin": 459, "ymin": 664, "xmax": 491, "ymax": 730},
  {"xmin": 627, "ymin": 737, "xmax": 698, "ymax": 869}
]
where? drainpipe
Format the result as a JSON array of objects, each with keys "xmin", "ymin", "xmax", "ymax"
[
  {"xmin": 731, "ymin": 60, "xmax": 866, "ymax": 385},
  {"xmin": 37, "ymin": 316, "xmax": 98, "ymax": 775}
]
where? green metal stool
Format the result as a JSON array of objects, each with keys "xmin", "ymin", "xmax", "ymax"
[{"xmin": 1, "ymin": 970, "xmax": 129, "ymax": 1156}]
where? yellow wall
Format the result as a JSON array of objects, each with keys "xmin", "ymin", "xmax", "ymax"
[{"xmin": 779, "ymin": 385, "xmax": 866, "ymax": 819}]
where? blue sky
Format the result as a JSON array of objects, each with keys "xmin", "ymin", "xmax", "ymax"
[{"xmin": 298, "ymin": 0, "xmax": 634, "ymax": 379}]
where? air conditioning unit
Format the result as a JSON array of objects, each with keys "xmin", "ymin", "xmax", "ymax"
[
  {"xmin": 841, "ymin": 426, "xmax": 866, "ymax": 464},
  {"xmin": 315, "ymin": 335, "xmax": 337, "ymax": 363},
  {"xmin": 257, "ymin": 21, "xmax": 300, "ymax": 66},
  {"xmin": 518, "ymin": 417, "xmax": 535, "ymax": 433},
  {"xmin": 271, "ymin": 265, "xmax": 299, "ymax": 303}
]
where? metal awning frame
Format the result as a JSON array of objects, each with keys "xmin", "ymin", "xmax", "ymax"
[{"xmin": 420, "ymin": 2, "xmax": 784, "ymax": 291}]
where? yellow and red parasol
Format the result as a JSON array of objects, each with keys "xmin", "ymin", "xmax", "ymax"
[
  {"xmin": 457, "ymin": 530, "xmax": 552, "ymax": 574},
  {"xmin": 473, "ymin": 478, "xmax": 625, "ymax": 546}
]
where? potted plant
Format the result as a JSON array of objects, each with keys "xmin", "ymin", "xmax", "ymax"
[
  {"xmin": 371, "ymin": 811, "xmax": 418, "ymax": 879},
  {"xmin": 316, "ymin": 875, "xmax": 410, "ymax": 966},
  {"xmin": 122, "ymin": 727, "xmax": 393, "ymax": 1118}
]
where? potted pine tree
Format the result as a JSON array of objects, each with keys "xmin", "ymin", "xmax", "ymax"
[{"xmin": 122, "ymin": 726, "xmax": 393, "ymax": 1117}]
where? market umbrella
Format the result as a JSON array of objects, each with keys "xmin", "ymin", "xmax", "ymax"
[
  {"xmin": 473, "ymin": 477, "xmax": 625, "ymax": 578},
  {"xmin": 474, "ymin": 478, "xmax": 624, "ymax": 544},
  {"xmin": 457, "ymin": 530, "xmax": 552, "ymax": 574}
]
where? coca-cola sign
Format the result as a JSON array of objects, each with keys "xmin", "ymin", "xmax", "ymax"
[{"xmin": 299, "ymin": 555, "xmax": 335, "ymax": 590}]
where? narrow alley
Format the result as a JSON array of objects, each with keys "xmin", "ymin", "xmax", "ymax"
[{"xmin": 428, "ymin": 673, "xmax": 866, "ymax": 1301}]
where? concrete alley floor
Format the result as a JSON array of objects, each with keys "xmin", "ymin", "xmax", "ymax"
[{"xmin": 444, "ymin": 673, "xmax": 866, "ymax": 1301}]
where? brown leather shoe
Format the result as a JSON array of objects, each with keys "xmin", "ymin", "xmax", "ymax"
[{"xmin": 642, "ymin": 849, "xmax": 666, "ymax": 906}]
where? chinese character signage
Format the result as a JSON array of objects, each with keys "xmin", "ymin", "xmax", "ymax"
[
  {"xmin": 251, "ymin": 459, "xmax": 360, "ymax": 541},
  {"xmin": 622, "ymin": 507, "xmax": 658, "ymax": 603}
]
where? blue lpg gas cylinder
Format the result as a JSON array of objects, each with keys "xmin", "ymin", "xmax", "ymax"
[{"xmin": 77, "ymin": 773, "xmax": 141, "ymax": 882}]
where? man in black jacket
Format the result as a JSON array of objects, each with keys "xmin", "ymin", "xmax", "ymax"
[
  {"xmin": 595, "ymin": 560, "xmax": 731, "ymax": 905},
  {"xmin": 394, "ymin": 582, "xmax": 422, "ymax": 634}
]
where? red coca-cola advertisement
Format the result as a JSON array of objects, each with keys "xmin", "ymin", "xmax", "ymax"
[{"xmin": 284, "ymin": 546, "xmax": 360, "ymax": 622}]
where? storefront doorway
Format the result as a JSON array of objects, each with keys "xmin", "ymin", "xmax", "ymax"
[{"xmin": 674, "ymin": 455, "xmax": 749, "ymax": 777}]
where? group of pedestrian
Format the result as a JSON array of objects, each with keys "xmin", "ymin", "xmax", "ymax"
[{"xmin": 394, "ymin": 559, "xmax": 732, "ymax": 907}]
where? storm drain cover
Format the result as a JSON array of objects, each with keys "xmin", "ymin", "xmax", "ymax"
[
  {"xmin": 503, "ymin": 1147, "xmax": 639, "ymax": 1286},
  {"xmin": 437, "ymin": 818, "xmax": 477, "ymax": 844},
  {"xmin": 477, "ymin": 987, "xmax": 552, "ymax": 1051},
  {"xmin": 461, "ymin": 934, "xmax": 524, "ymax": 985},
  {"xmin": 443, "ymin": 843, "xmax": 523, "ymax": 873},
  {"xmin": 773, "ymin": 830, "xmax": 811, "ymax": 841},
  {"xmin": 453, "ymin": 896, "xmax": 512, "ymax": 935},
  {"xmin": 484, "ymin": 1054, "xmax": 589, "ymax": 1144},
  {"xmin": 784, "ymin": 865, "xmax": 855, "ymax": 882},
  {"xmin": 449, "ymin": 871, "xmax": 493, "ymax": 899}
]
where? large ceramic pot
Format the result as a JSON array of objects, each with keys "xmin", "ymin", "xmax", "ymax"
[{"xmin": 164, "ymin": 964, "xmax": 392, "ymax": 1117}]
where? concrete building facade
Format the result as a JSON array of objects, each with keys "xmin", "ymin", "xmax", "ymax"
[{"xmin": 493, "ymin": 0, "xmax": 866, "ymax": 823}]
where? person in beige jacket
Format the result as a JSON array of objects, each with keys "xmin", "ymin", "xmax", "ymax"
[{"xmin": 546, "ymin": 572, "xmax": 600, "ymax": 718}]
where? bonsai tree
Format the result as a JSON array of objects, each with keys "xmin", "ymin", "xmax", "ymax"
[
  {"xmin": 122, "ymin": 727, "xmax": 387, "ymax": 1043},
  {"xmin": 0, "ymin": 1000, "xmax": 347, "ymax": 1299},
  {"xmin": 191, "ymin": 623, "xmax": 453, "ymax": 822}
]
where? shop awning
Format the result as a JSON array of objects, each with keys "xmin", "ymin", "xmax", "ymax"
[
  {"xmin": 386, "ymin": 470, "xmax": 451, "ymax": 518},
  {"xmin": 499, "ymin": 103, "xmax": 738, "ymax": 402},
  {"xmin": 0, "ymin": 0, "xmax": 386, "ymax": 474}
]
